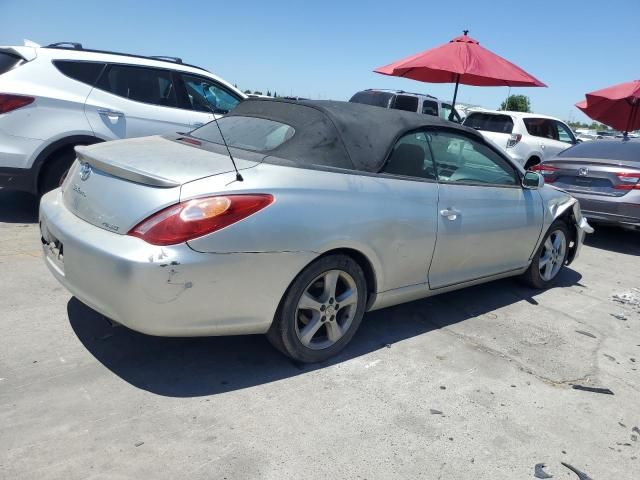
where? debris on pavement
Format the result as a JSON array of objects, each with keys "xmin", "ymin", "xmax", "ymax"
[
  {"xmin": 575, "ymin": 330, "xmax": 596, "ymax": 338},
  {"xmin": 633, "ymin": 426, "xmax": 640, "ymax": 435},
  {"xmin": 429, "ymin": 409, "xmax": 443, "ymax": 415},
  {"xmin": 561, "ymin": 462, "xmax": 594, "ymax": 480},
  {"xmin": 134, "ymin": 441, "xmax": 144, "ymax": 447},
  {"xmin": 534, "ymin": 463, "xmax": 553, "ymax": 478},
  {"xmin": 612, "ymin": 289, "xmax": 640, "ymax": 311},
  {"xmin": 572, "ymin": 385, "xmax": 614, "ymax": 395},
  {"xmin": 611, "ymin": 313, "xmax": 628, "ymax": 321},
  {"xmin": 603, "ymin": 353, "xmax": 616, "ymax": 362}
]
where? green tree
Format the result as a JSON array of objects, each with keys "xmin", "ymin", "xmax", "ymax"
[
  {"xmin": 254, "ymin": 91, "xmax": 263, "ymax": 95},
  {"xmin": 267, "ymin": 90, "xmax": 272, "ymax": 97},
  {"xmin": 243, "ymin": 89, "xmax": 252, "ymax": 94},
  {"xmin": 273, "ymin": 91, "xmax": 278, "ymax": 98},
  {"xmin": 499, "ymin": 94, "xmax": 531, "ymax": 112}
]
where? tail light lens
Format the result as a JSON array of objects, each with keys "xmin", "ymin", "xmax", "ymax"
[
  {"xmin": 614, "ymin": 172, "xmax": 640, "ymax": 190},
  {"xmin": 530, "ymin": 164, "xmax": 559, "ymax": 182},
  {"xmin": 506, "ymin": 133, "xmax": 522, "ymax": 148},
  {"xmin": 129, "ymin": 194, "xmax": 274, "ymax": 245},
  {"xmin": 0, "ymin": 94, "xmax": 35, "ymax": 114}
]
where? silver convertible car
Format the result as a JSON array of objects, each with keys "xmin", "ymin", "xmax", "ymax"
[{"xmin": 40, "ymin": 99, "xmax": 593, "ymax": 362}]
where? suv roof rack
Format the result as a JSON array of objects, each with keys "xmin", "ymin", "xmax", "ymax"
[
  {"xmin": 43, "ymin": 43, "xmax": 207, "ymax": 72},
  {"xmin": 365, "ymin": 88, "xmax": 437, "ymax": 100},
  {"xmin": 148, "ymin": 55, "xmax": 183, "ymax": 64}
]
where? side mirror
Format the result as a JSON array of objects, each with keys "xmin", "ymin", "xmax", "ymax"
[{"xmin": 522, "ymin": 171, "xmax": 544, "ymax": 189}]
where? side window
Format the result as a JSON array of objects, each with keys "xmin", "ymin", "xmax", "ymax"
[
  {"xmin": 97, "ymin": 65, "xmax": 177, "ymax": 107},
  {"xmin": 524, "ymin": 118, "xmax": 558, "ymax": 140},
  {"xmin": 429, "ymin": 130, "xmax": 518, "ymax": 186},
  {"xmin": 422, "ymin": 100, "xmax": 438, "ymax": 116},
  {"xmin": 54, "ymin": 61, "xmax": 105, "ymax": 86},
  {"xmin": 441, "ymin": 103, "xmax": 462, "ymax": 123},
  {"xmin": 381, "ymin": 131, "xmax": 436, "ymax": 180},
  {"xmin": 555, "ymin": 121, "xmax": 575, "ymax": 144},
  {"xmin": 392, "ymin": 95, "xmax": 419, "ymax": 113},
  {"xmin": 180, "ymin": 74, "xmax": 241, "ymax": 114}
]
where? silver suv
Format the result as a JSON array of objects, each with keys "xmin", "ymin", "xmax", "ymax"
[{"xmin": 349, "ymin": 89, "xmax": 462, "ymax": 122}]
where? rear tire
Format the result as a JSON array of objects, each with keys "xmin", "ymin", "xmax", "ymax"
[
  {"xmin": 521, "ymin": 220, "xmax": 570, "ymax": 289},
  {"xmin": 39, "ymin": 148, "xmax": 77, "ymax": 195},
  {"xmin": 267, "ymin": 254, "xmax": 367, "ymax": 363}
]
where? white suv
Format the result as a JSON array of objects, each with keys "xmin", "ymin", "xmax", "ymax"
[
  {"xmin": 0, "ymin": 41, "xmax": 245, "ymax": 194},
  {"xmin": 463, "ymin": 110, "xmax": 577, "ymax": 169}
]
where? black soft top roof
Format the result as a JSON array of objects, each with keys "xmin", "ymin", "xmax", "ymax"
[{"xmin": 228, "ymin": 98, "xmax": 480, "ymax": 172}]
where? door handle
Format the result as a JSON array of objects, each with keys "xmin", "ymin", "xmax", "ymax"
[
  {"xmin": 97, "ymin": 108, "xmax": 124, "ymax": 118},
  {"xmin": 440, "ymin": 208, "xmax": 460, "ymax": 221}
]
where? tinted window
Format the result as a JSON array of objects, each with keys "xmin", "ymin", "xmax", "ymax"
[
  {"xmin": 180, "ymin": 74, "xmax": 241, "ymax": 114},
  {"xmin": 555, "ymin": 121, "xmax": 575, "ymax": 144},
  {"xmin": 429, "ymin": 131, "xmax": 518, "ymax": 186},
  {"xmin": 349, "ymin": 91, "xmax": 395, "ymax": 108},
  {"xmin": 97, "ymin": 65, "xmax": 177, "ymax": 107},
  {"xmin": 463, "ymin": 113, "xmax": 514, "ymax": 134},
  {"xmin": 441, "ymin": 103, "xmax": 462, "ymax": 123},
  {"xmin": 392, "ymin": 95, "xmax": 419, "ymax": 112},
  {"xmin": 558, "ymin": 140, "xmax": 640, "ymax": 162},
  {"xmin": 382, "ymin": 131, "xmax": 436, "ymax": 180},
  {"xmin": 191, "ymin": 116, "xmax": 295, "ymax": 152},
  {"xmin": 422, "ymin": 100, "xmax": 438, "ymax": 116},
  {"xmin": 523, "ymin": 118, "xmax": 558, "ymax": 140},
  {"xmin": 54, "ymin": 61, "xmax": 105, "ymax": 86},
  {"xmin": 0, "ymin": 52, "xmax": 21, "ymax": 75}
]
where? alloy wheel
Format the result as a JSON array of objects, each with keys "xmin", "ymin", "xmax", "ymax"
[
  {"xmin": 538, "ymin": 230, "xmax": 567, "ymax": 281},
  {"xmin": 294, "ymin": 269, "xmax": 358, "ymax": 350}
]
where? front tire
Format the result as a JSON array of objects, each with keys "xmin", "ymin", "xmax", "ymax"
[
  {"xmin": 521, "ymin": 220, "xmax": 570, "ymax": 288},
  {"xmin": 267, "ymin": 254, "xmax": 367, "ymax": 363}
]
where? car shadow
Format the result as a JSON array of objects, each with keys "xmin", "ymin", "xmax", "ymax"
[
  {"xmin": 0, "ymin": 189, "xmax": 39, "ymax": 224},
  {"xmin": 585, "ymin": 224, "xmax": 639, "ymax": 256},
  {"xmin": 68, "ymin": 267, "xmax": 582, "ymax": 398}
]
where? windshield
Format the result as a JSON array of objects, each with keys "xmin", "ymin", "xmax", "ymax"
[
  {"xmin": 190, "ymin": 115, "xmax": 295, "ymax": 152},
  {"xmin": 349, "ymin": 91, "xmax": 395, "ymax": 108}
]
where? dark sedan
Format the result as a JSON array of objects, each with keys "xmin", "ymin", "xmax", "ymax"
[{"xmin": 532, "ymin": 140, "xmax": 640, "ymax": 229}]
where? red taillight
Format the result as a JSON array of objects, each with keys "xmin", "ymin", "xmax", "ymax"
[
  {"xmin": 506, "ymin": 133, "xmax": 522, "ymax": 148},
  {"xmin": 614, "ymin": 172, "xmax": 640, "ymax": 190},
  {"xmin": 0, "ymin": 94, "xmax": 35, "ymax": 114},
  {"xmin": 530, "ymin": 164, "xmax": 559, "ymax": 182},
  {"xmin": 129, "ymin": 194, "xmax": 274, "ymax": 246}
]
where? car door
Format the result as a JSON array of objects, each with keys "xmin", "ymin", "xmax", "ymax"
[
  {"xmin": 84, "ymin": 64, "xmax": 193, "ymax": 140},
  {"xmin": 175, "ymin": 73, "xmax": 243, "ymax": 129},
  {"xmin": 427, "ymin": 129, "xmax": 543, "ymax": 289}
]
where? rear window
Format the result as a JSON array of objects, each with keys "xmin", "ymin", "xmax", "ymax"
[
  {"xmin": 464, "ymin": 113, "xmax": 514, "ymax": 134},
  {"xmin": 97, "ymin": 64, "xmax": 178, "ymax": 107},
  {"xmin": 191, "ymin": 116, "xmax": 295, "ymax": 152},
  {"xmin": 54, "ymin": 61, "xmax": 105, "ymax": 86},
  {"xmin": 349, "ymin": 91, "xmax": 394, "ymax": 108},
  {"xmin": 558, "ymin": 140, "xmax": 640, "ymax": 162},
  {"xmin": 0, "ymin": 52, "xmax": 21, "ymax": 75},
  {"xmin": 392, "ymin": 95, "xmax": 419, "ymax": 113}
]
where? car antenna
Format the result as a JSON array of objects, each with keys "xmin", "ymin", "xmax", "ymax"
[{"xmin": 202, "ymin": 105, "xmax": 243, "ymax": 182}]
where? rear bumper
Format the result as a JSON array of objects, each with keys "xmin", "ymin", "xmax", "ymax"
[
  {"xmin": 0, "ymin": 166, "xmax": 35, "ymax": 191},
  {"xmin": 571, "ymin": 192, "xmax": 640, "ymax": 227},
  {"xmin": 39, "ymin": 189, "xmax": 317, "ymax": 337}
]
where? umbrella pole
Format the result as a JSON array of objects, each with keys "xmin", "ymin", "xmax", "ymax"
[
  {"xmin": 449, "ymin": 74, "xmax": 460, "ymax": 121},
  {"xmin": 624, "ymin": 100, "xmax": 639, "ymax": 139}
]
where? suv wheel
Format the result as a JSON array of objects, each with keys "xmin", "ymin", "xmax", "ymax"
[
  {"xmin": 524, "ymin": 156, "xmax": 541, "ymax": 170},
  {"xmin": 39, "ymin": 148, "xmax": 77, "ymax": 195}
]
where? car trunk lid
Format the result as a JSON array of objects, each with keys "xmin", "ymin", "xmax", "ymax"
[
  {"xmin": 62, "ymin": 135, "xmax": 262, "ymax": 234},
  {"xmin": 542, "ymin": 157, "xmax": 640, "ymax": 197}
]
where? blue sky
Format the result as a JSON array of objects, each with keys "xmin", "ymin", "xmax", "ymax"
[{"xmin": 3, "ymin": 0, "xmax": 639, "ymax": 122}]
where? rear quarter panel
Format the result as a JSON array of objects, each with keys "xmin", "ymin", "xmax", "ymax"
[{"xmin": 183, "ymin": 163, "xmax": 440, "ymax": 293}]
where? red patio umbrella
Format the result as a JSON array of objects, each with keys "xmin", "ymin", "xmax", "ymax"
[
  {"xmin": 576, "ymin": 80, "xmax": 640, "ymax": 134},
  {"xmin": 374, "ymin": 31, "xmax": 546, "ymax": 119}
]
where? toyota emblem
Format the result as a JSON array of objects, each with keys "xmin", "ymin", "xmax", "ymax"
[{"xmin": 79, "ymin": 162, "xmax": 92, "ymax": 181}]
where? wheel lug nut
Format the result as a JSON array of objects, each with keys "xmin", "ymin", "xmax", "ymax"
[
  {"xmin": 330, "ymin": 315, "xmax": 335, "ymax": 321},
  {"xmin": 329, "ymin": 298, "xmax": 334, "ymax": 304},
  {"xmin": 321, "ymin": 316, "xmax": 326, "ymax": 322}
]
